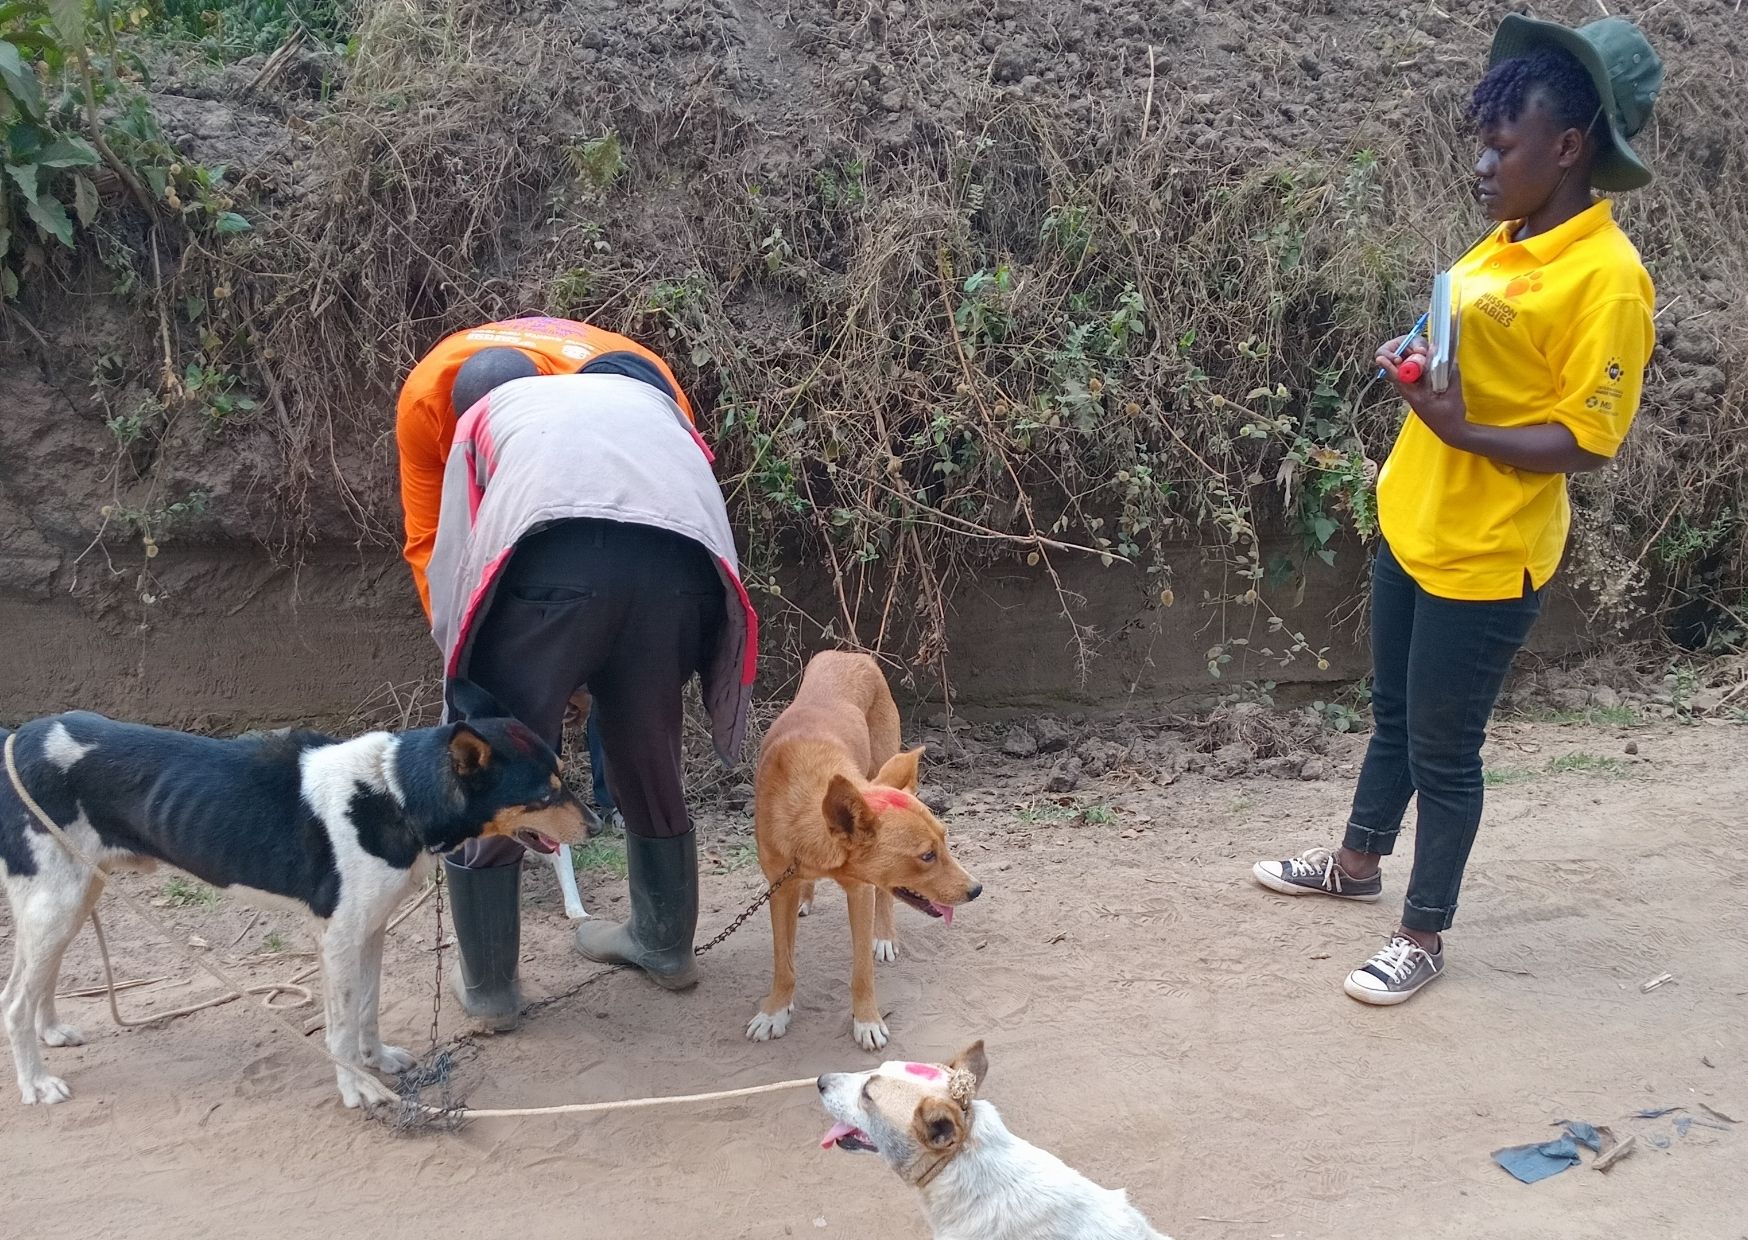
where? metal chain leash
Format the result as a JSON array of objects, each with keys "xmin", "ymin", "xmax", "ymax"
[
  {"xmin": 693, "ymin": 862, "xmax": 795, "ymax": 957},
  {"xmin": 427, "ymin": 869, "xmax": 446, "ymax": 1052},
  {"xmin": 428, "ymin": 861, "xmax": 797, "ymax": 1055}
]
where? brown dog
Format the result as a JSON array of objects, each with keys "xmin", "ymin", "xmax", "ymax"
[{"xmin": 746, "ymin": 652, "xmax": 981, "ymax": 1051}]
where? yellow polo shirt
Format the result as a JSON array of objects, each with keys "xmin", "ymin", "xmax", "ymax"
[{"xmin": 1376, "ymin": 200, "xmax": 1654, "ymax": 600}]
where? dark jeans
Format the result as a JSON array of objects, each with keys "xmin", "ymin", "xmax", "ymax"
[
  {"xmin": 585, "ymin": 711, "xmax": 614, "ymax": 812},
  {"xmin": 452, "ymin": 519, "xmax": 725, "ymax": 867},
  {"xmin": 1344, "ymin": 542, "xmax": 1543, "ymax": 933}
]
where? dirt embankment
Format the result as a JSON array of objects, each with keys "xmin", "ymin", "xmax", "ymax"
[{"xmin": 3, "ymin": 0, "xmax": 1744, "ymax": 724}]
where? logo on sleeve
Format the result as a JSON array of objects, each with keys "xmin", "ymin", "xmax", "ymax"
[{"xmin": 1606, "ymin": 359, "xmax": 1623, "ymax": 382}]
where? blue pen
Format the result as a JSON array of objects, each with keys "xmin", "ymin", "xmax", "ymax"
[{"xmin": 1376, "ymin": 310, "xmax": 1429, "ymax": 380}]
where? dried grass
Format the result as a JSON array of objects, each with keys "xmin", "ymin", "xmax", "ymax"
[{"xmin": 179, "ymin": 0, "xmax": 1747, "ymax": 681}]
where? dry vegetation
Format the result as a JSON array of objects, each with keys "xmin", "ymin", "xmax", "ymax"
[{"xmin": 8, "ymin": 0, "xmax": 1747, "ymax": 686}]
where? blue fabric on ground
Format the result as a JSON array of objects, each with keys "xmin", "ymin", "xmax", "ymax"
[
  {"xmin": 1493, "ymin": 1136, "xmax": 1583, "ymax": 1183},
  {"xmin": 1558, "ymin": 1121, "xmax": 1604, "ymax": 1153},
  {"xmin": 1494, "ymin": 1121, "xmax": 1615, "ymax": 1182}
]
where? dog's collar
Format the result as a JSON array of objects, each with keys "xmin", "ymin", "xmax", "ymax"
[{"xmin": 913, "ymin": 1149, "xmax": 956, "ymax": 1190}]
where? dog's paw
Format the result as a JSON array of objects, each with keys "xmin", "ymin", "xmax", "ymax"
[
  {"xmin": 745, "ymin": 1006, "xmax": 792, "ymax": 1043},
  {"xmin": 39, "ymin": 1024, "xmax": 85, "ymax": 1048},
  {"xmin": 337, "ymin": 1070, "xmax": 399, "ymax": 1111},
  {"xmin": 796, "ymin": 898, "xmax": 813, "ymax": 917},
  {"xmin": 873, "ymin": 939, "xmax": 897, "ymax": 964},
  {"xmin": 852, "ymin": 1019, "xmax": 890, "ymax": 1052},
  {"xmin": 20, "ymin": 1074, "xmax": 73, "ymax": 1105},
  {"xmin": 365, "ymin": 1043, "xmax": 416, "ymax": 1073}
]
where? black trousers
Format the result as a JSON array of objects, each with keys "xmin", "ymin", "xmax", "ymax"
[
  {"xmin": 1343, "ymin": 541, "xmax": 1543, "ymax": 932},
  {"xmin": 454, "ymin": 519, "xmax": 725, "ymax": 867}
]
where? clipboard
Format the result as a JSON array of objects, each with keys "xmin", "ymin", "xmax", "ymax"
[{"xmin": 1427, "ymin": 270, "xmax": 1461, "ymax": 394}]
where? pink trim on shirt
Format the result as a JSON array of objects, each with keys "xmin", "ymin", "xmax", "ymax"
[
  {"xmin": 454, "ymin": 395, "xmax": 498, "ymax": 523},
  {"xmin": 447, "ymin": 546, "xmax": 514, "ymax": 677},
  {"xmin": 721, "ymin": 557, "xmax": 759, "ymax": 686}
]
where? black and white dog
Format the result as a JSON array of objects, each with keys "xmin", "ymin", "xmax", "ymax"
[{"xmin": 0, "ymin": 681, "xmax": 586, "ymax": 1110}]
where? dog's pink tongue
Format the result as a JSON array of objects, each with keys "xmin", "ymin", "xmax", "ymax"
[
  {"xmin": 821, "ymin": 1123, "xmax": 859, "ymax": 1150},
  {"xmin": 937, "ymin": 903, "xmax": 954, "ymax": 928}
]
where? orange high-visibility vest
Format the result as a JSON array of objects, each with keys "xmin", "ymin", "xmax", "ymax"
[{"xmin": 394, "ymin": 317, "xmax": 696, "ymax": 618}]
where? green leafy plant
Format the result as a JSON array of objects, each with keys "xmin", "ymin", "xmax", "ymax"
[
  {"xmin": 147, "ymin": 0, "xmax": 352, "ymax": 61},
  {"xmin": 814, "ymin": 158, "xmax": 866, "ymax": 212},
  {"xmin": 565, "ymin": 132, "xmax": 626, "ymax": 197},
  {"xmin": 183, "ymin": 360, "xmax": 257, "ymax": 423},
  {"xmin": 1, "ymin": 0, "xmax": 104, "ymax": 297},
  {"xmin": 103, "ymin": 487, "xmax": 210, "ymax": 559},
  {"xmin": 1, "ymin": 0, "xmax": 253, "ymax": 300},
  {"xmin": 954, "ymin": 264, "xmax": 1014, "ymax": 352}
]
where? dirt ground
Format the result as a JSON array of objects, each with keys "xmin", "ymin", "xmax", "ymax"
[{"xmin": 1, "ymin": 712, "xmax": 1744, "ymax": 1240}]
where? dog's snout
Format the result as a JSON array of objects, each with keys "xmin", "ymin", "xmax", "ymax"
[
  {"xmin": 966, "ymin": 882, "xmax": 983, "ymax": 902},
  {"xmin": 816, "ymin": 1074, "xmax": 830, "ymax": 1093}
]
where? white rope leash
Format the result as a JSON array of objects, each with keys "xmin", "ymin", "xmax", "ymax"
[
  {"xmin": 4, "ymin": 731, "xmax": 817, "ymax": 1121},
  {"xmin": 433, "ymin": 1076, "xmax": 817, "ymax": 1119}
]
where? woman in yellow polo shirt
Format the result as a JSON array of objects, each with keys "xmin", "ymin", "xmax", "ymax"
[{"xmin": 1252, "ymin": 15, "xmax": 1663, "ymax": 1004}]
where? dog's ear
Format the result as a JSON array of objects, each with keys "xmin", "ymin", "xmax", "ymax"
[
  {"xmin": 448, "ymin": 678, "xmax": 511, "ymax": 723},
  {"xmin": 913, "ymin": 1095, "xmax": 967, "ymax": 1153},
  {"xmin": 448, "ymin": 723, "xmax": 495, "ymax": 778},
  {"xmin": 872, "ymin": 746, "xmax": 924, "ymax": 794},
  {"xmin": 822, "ymin": 774, "xmax": 874, "ymax": 839},
  {"xmin": 949, "ymin": 1039, "xmax": 988, "ymax": 1094}
]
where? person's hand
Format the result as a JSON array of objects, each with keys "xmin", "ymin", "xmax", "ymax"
[
  {"xmin": 1376, "ymin": 334, "xmax": 1426, "ymax": 364},
  {"xmin": 1377, "ymin": 342, "xmax": 1471, "ymax": 449}
]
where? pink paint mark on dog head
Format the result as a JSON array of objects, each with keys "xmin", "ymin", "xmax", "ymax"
[
  {"xmin": 902, "ymin": 1062, "xmax": 945, "ymax": 1081},
  {"xmin": 862, "ymin": 787, "xmax": 915, "ymax": 813}
]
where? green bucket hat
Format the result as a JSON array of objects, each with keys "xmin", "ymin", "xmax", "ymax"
[{"xmin": 1489, "ymin": 14, "xmax": 1664, "ymax": 191}]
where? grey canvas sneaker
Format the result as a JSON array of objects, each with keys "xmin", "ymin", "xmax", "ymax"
[
  {"xmin": 1344, "ymin": 934, "xmax": 1445, "ymax": 1005},
  {"xmin": 1252, "ymin": 846, "xmax": 1383, "ymax": 902}
]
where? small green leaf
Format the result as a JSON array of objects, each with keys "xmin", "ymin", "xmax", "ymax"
[
  {"xmin": 1, "ymin": 265, "xmax": 18, "ymax": 300},
  {"xmin": 6, "ymin": 122, "xmax": 44, "ymax": 161},
  {"xmin": 72, "ymin": 172, "xmax": 98, "ymax": 225},
  {"xmin": 36, "ymin": 136, "xmax": 98, "ymax": 168},
  {"xmin": 24, "ymin": 190, "xmax": 74, "ymax": 248},
  {"xmin": 5, "ymin": 161, "xmax": 39, "ymax": 201},
  {"xmin": 213, "ymin": 211, "xmax": 251, "ymax": 234},
  {"xmin": 1316, "ymin": 548, "xmax": 1337, "ymax": 568},
  {"xmin": 48, "ymin": 0, "xmax": 87, "ymax": 49},
  {"xmin": 0, "ymin": 40, "xmax": 44, "ymax": 118},
  {"xmin": 1311, "ymin": 516, "xmax": 1338, "ymax": 546}
]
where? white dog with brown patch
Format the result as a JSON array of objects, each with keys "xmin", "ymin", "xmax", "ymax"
[{"xmin": 816, "ymin": 1041, "xmax": 1170, "ymax": 1240}]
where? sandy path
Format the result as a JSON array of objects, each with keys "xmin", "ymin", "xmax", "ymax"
[{"xmin": 1, "ymin": 718, "xmax": 1743, "ymax": 1239}]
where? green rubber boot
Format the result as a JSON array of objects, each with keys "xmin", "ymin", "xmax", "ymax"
[
  {"xmin": 444, "ymin": 856, "xmax": 524, "ymax": 1032},
  {"xmin": 574, "ymin": 830, "xmax": 700, "ymax": 990}
]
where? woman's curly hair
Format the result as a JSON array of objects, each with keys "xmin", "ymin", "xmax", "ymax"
[{"xmin": 1468, "ymin": 46, "xmax": 1603, "ymax": 134}]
